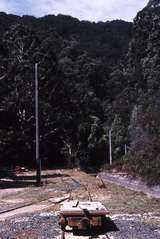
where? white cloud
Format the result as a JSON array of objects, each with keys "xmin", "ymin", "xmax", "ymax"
[
  {"xmin": 0, "ymin": 0, "xmax": 13, "ymax": 13},
  {"xmin": 0, "ymin": 0, "xmax": 149, "ymax": 22}
]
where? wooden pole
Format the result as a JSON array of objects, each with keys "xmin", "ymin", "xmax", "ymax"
[
  {"xmin": 109, "ymin": 129, "xmax": 112, "ymax": 166},
  {"xmin": 125, "ymin": 144, "xmax": 127, "ymax": 155},
  {"xmin": 35, "ymin": 63, "xmax": 41, "ymax": 185}
]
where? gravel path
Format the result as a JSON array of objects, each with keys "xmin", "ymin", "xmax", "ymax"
[{"xmin": 0, "ymin": 212, "xmax": 160, "ymax": 239}]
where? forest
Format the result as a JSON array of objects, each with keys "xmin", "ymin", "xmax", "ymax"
[{"xmin": 0, "ymin": 0, "xmax": 160, "ymax": 185}]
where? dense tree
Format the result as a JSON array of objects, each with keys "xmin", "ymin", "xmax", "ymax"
[
  {"xmin": 0, "ymin": 3, "xmax": 159, "ymax": 184},
  {"xmin": 122, "ymin": 0, "xmax": 160, "ymax": 184}
]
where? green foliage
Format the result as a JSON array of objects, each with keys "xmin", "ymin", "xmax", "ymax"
[
  {"xmin": 122, "ymin": 2, "xmax": 160, "ymax": 184},
  {"xmin": 0, "ymin": 7, "xmax": 159, "ymax": 185}
]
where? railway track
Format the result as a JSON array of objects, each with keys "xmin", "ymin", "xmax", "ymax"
[
  {"xmin": 0, "ymin": 194, "xmax": 72, "ymax": 220},
  {"xmin": 0, "ymin": 173, "xmax": 113, "ymax": 239},
  {"xmin": 0, "ymin": 175, "xmax": 79, "ymax": 217}
]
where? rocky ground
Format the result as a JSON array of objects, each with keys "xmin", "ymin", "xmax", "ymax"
[{"xmin": 0, "ymin": 170, "xmax": 160, "ymax": 239}]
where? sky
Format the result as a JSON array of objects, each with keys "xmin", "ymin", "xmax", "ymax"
[{"xmin": 0, "ymin": 0, "xmax": 149, "ymax": 22}]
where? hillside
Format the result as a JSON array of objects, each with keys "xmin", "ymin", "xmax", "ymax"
[
  {"xmin": 122, "ymin": 0, "xmax": 160, "ymax": 184},
  {"xmin": 0, "ymin": 13, "xmax": 132, "ymax": 170},
  {"xmin": 0, "ymin": 0, "xmax": 160, "ymax": 185}
]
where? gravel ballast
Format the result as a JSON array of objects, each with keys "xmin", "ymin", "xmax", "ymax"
[
  {"xmin": 0, "ymin": 213, "xmax": 160, "ymax": 239},
  {"xmin": 0, "ymin": 213, "xmax": 60, "ymax": 239}
]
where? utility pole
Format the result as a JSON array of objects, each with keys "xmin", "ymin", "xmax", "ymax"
[
  {"xmin": 125, "ymin": 144, "xmax": 127, "ymax": 155},
  {"xmin": 125, "ymin": 144, "xmax": 131, "ymax": 155},
  {"xmin": 35, "ymin": 63, "xmax": 41, "ymax": 185},
  {"xmin": 109, "ymin": 129, "xmax": 112, "ymax": 166}
]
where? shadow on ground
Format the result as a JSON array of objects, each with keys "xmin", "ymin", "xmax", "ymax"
[
  {"xmin": 0, "ymin": 172, "xmax": 69, "ymax": 189},
  {"xmin": 65, "ymin": 217, "xmax": 119, "ymax": 237}
]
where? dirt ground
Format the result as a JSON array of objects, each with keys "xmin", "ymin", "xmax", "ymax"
[{"xmin": 0, "ymin": 169, "xmax": 160, "ymax": 238}]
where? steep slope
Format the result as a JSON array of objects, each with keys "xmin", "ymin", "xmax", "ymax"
[
  {"xmin": 0, "ymin": 4, "xmax": 159, "ymax": 184},
  {"xmin": 147, "ymin": 0, "xmax": 160, "ymax": 7},
  {"xmin": 0, "ymin": 13, "xmax": 132, "ymax": 67},
  {"xmin": 0, "ymin": 13, "xmax": 132, "ymax": 171},
  {"xmin": 122, "ymin": 0, "xmax": 160, "ymax": 184}
]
